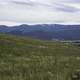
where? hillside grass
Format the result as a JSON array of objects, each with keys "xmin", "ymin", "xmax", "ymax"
[{"xmin": 0, "ymin": 34, "xmax": 80, "ymax": 80}]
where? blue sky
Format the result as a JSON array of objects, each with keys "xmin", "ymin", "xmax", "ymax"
[{"xmin": 0, "ymin": 0, "xmax": 80, "ymax": 25}]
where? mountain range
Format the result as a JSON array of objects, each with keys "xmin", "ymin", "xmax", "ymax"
[{"xmin": 0, "ymin": 24, "xmax": 80, "ymax": 40}]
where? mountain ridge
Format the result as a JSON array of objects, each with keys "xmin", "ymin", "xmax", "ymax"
[{"xmin": 0, "ymin": 24, "xmax": 80, "ymax": 40}]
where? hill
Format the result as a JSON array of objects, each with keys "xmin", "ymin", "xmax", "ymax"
[
  {"xmin": 0, "ymin": 34, "xmax": 80, "ymax": 80},
  {"xmin": 0, "ymin": 24, "xmax": 80, "ymax": 40}
]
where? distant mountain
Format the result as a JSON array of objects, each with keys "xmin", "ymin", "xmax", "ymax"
[{"xmin": 0, "ymin": 24, "xmax": 80, "ymax": 40}]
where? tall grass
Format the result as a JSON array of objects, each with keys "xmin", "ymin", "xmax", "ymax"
[{"xmin": 0, "ymin": 34, "xmax": 80, "ymax": 80}]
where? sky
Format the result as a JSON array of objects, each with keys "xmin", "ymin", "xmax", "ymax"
[{"xmin": 0, "ymin": 0, "xmax": 80, "ymax": 25}]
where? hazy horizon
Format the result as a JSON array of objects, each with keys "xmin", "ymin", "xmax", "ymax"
[{"xmin": 1, "ymin": 21, "xmax": 80, "ymax": 26}]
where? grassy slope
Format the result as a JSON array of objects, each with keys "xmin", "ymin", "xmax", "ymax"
[{"xmin": 0, "ymin": 34, "xmax": 80, "ymax": 80}]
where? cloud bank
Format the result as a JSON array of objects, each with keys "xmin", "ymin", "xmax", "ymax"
[{"xmin": 0, "ymin": 0, "xmax": 80, "ymax": 25}]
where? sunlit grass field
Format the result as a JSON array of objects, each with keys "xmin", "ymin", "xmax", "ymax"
[{"xmin": 0, "ymin": 34, "xmax": 80, "ymax": 80}]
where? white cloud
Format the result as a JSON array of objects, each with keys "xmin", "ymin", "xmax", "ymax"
[{"xmin": 0, "ymin": 0, "xmax": 80, "ymax": 25}]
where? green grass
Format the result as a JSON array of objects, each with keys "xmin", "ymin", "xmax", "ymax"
[{"xmin": 0, "ymin": 34, "xmax": 80, "ymax": 80}]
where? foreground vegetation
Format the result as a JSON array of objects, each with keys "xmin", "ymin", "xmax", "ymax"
[{"xmin": 0, "ymin": 34, "xmax": 80, "ymax": 80}]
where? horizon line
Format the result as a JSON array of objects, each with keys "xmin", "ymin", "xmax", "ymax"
[{"xmin": 0, "ymin": 21, "xmax": 80, "ymax": 26}]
